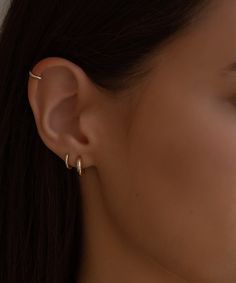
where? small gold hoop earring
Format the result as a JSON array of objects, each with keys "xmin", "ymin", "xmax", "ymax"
[
  {"xmin": 29, "ymin": 70, "xmax": 42, "ymax": 80},
  {"xmin": 65, "ymin": 153, "xmax": 73, "ymax": 169},
  {"xmin": 76, "ymin": 156, "xmax": 84, "ymax": 176}
]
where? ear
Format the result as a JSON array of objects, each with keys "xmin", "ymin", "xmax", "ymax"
[{"xmin": 27, "ymin": 57, "xmax": 107, "ymax": 172}]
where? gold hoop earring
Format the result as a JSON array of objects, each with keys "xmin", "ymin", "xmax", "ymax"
[
  {"xmin": 76, "ymin": 156, "xmax": 84, "ymax": 176},
  {"xmin": 65, "ymin": 153, "xmax": 73, "ymax": 169},
  {"xmin": 29, "ymin": 70, "xmax": 42, "ymax": 80}
]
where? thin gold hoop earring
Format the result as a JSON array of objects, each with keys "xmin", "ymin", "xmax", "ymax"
[
  {"xmin": 76, "ymin": 156, "xmax": 84, "ymax": 176},
  {"xmin": 29, "ymin": 70, "xmax": 42, "ymax": 80},
  {"xmin": 65, "ymin": 153, "xmax": 73, "ymax": 169}
]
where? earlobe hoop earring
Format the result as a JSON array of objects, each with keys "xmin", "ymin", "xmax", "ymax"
[
  {"xmin": 65, "ymin": 153, "xmax": 73, "ymax": 169},
  {"xmin": 76, "ymin": 156, "xmax": 85, "ymax": 176},
  {"xmin": 29, "ymin": 70, "xmax": 42, "ymax": 80},
  {"xmin": 65, "ymin": 153, "xmax": 85, "ymax": 176}
]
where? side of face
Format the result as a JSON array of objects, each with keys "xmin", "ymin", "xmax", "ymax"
[
  {"xmin": 98, "ymin": 1, "xmax": 236, "ymax": 282},
  {"xmin": 26, "ymin": 1, "xmax": 236, "ymax": 282}
]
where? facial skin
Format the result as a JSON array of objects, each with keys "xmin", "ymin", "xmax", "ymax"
[{"xmin": 28, "ymin": 1, "xmax": 236, "ymax": 282}]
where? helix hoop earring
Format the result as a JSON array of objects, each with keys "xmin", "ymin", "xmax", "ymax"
[
  {"xmin": 29, "ymin": 70, "xmax": 42, "ymax": 80},
  {"xmin": 65, "ymin": 153, "xmax": 73, "ymax": 169},
  {"xmin": 76, "ymin": 156, "xmax": 85, "ymax": 176}
]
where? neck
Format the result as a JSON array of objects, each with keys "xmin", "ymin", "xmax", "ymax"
[{"xmin": 76, "ymin": 169, "xmax": 188, "ymax": 283}]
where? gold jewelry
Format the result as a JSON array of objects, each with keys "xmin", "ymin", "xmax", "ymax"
[
  {"xmin": 76, "ymin": 156, "xmax": 84, "ymax": 176},
  {"xmin": 65, "ymin": 153, "xmax": 85, "ymax": 176},
  {"xmin": 29, "ymin": 70, "xmax": 42, "ymax": 80},
  {"xmin": 65, "ymin": 153, "xmax": 73, "ymax": 169}
]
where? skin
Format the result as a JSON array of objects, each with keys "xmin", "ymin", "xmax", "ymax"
[{"xmin": 28, "ymin": 1, "xmax": 236, "ymax": 282}]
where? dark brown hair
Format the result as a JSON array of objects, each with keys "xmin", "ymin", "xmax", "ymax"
[{"xmin": 0, "ymin": 1, "xmax": 210, "ymax": 282}]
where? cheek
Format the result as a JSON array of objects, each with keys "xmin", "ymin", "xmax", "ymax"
[{"xmin": 126, "ymin": 92, "xmax": 236, "ymax": 278}]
